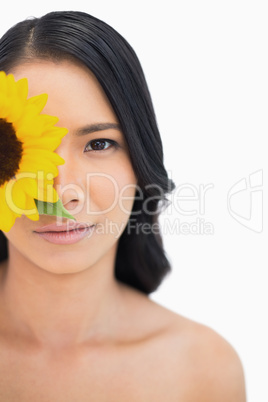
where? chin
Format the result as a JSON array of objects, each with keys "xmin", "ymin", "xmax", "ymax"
[{"xmin": 35, "ymin": 254, "xmax": 95, "ymax": 276}]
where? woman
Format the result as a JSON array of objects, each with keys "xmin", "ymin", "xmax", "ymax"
[{"xmin": 0, "ymin": 11, "xmax": 246, "ymax": 400}]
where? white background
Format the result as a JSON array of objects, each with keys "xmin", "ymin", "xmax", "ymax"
[{"xmin": 0, "ymin": 1, "xmax": 267, "ymax": 401}]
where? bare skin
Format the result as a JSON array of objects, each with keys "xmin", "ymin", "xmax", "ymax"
[
  {"xmin": 0, "ymin": 61, "xmax": 246, "ymax": 401},
  {"xmin": 0, "ymin": 260, "xmax": 246, "ymax": 402}
]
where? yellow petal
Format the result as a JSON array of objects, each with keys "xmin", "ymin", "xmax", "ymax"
[
  {"xmin": 27, "ymin": 93, "xmax": 48, "ymax": 114},
  {"xmin": 19, "ymin": 155, "xmax": 59, "ymax": 177},
  {"xmin": 0, "ymin": 184, "xmax": 19, "ymax": 232},
  {"xmin": 16, "ymin": 78, "xmax": 28, "ymax": 103},
  {"xmin": 15, "ymin": 114, "xmax": 45, "ymax": 137},
  {"xmin": 23, "ymin": 149, "xmax": 65, "ymax": 165},
  {"xmin": 5, "ymin": 97, "xmax": 24, "ymax": 122},
  {"xmin": 6, "ymin": 74, "xmax": 17, "ymax": 98},
  {"xmin": 6, "ymin": 180, "xmax": 27, "ymax": 213},
  {"xmin": 0, "ymin": 93, "xmax": 11, "ymax": 117},
  {"xmin": 0, "ymin": 71, "xmax": 7, "ymax": 96},
  {"xmin": 0, "ymin": 211, "xmax": 16, "ymax": 232},
  {"xmin": 22, "ymin": 136, "xmax": 64, "ymax": 151},
  {"xmin": 15, "ymin": 177, "xmax": 39, "ymax": 199},
  {"xmin": 40, "ymin": 115, "xmax": 59, "ymax": 129},
  {"xmin": 42, "ymin": 126, "xmax": 68, "ymax": 140},
  {"xmin": 23, "ymin": 196, "xmax": 40, "ymax": 220}
]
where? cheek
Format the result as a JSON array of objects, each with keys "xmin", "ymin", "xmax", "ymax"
[
  {"xmin": 87, "ymin": 163, "xmax": 137, "ymax": 217},
  {"xmin": 4, "ymin": 217, "xmax": 27, "ymax": 243},
  {"xmin": 3, "ymin": 217, "xmax": 35, "ymax": 256}
]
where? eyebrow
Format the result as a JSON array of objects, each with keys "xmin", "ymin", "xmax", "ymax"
[{"xmin": 74, "ymin": 122, "xmax": 121, "ymax": 136}]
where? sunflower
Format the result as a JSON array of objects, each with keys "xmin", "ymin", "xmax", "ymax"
[{"xmin": 0, "ymin": 71, "xmax": 68, "ymax": 232}]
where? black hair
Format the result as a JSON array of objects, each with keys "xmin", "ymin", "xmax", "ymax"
[{"xmin": 0, "ymin": 11, "xmax": 175, "ymax": 294}]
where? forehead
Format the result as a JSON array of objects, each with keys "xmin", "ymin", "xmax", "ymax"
[{"xmin": 10, "ymin": 60, "xmax": 119, "ymax": 128}]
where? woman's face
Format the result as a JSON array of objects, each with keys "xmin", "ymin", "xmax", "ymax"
[{"xmin": 3, "ymin": 60, "xmax": 137, "ymax": 274}]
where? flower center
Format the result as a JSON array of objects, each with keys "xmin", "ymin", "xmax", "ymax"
[{"xmin": 0, "ymin": 118, "xmax": 23, "ymax": 186}]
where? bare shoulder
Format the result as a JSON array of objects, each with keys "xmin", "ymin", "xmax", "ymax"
[
  {"xmin": 172, "ymin": 315, "xmax": 246, "ymax": 401},
  {"xmin": 152, "ymin": 302, "xmax": 247, "ymax": 401},
  {"xmin": 122, "ymin": 287, "xmax": 246, "ymax": 401}
]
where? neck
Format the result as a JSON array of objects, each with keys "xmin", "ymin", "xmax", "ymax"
[{"xmin": 0, "ymin": 243, "xmax": 126, "ymax": 351}]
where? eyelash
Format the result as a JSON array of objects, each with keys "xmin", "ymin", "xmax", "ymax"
[{"xmin": 84, "ymin": 138, "xmax": 119, "ymax": 153}]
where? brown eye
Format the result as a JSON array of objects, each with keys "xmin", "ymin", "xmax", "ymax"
[{"xmin": 84, "ymin": 139, "xmax": 116, "ymax": 152}]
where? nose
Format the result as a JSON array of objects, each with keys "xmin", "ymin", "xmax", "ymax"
[{"xmin": 53, "ymin": 157, "xmax": 85, "ymax": 212}]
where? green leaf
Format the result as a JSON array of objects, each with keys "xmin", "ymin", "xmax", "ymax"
[{"xmin": 34, "ymin": 199, "xmax": 76, "ymax": 221}]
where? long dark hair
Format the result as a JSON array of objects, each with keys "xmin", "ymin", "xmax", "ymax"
[{"xmin": 0, "ymin": 11, "xmax": 175, "ymax": 294}]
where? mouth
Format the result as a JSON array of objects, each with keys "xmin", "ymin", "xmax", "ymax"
[{"xmin": 33, "ymin": 222, "xmax": 95, "ymax": 245}]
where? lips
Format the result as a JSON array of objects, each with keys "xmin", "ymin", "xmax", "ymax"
[
  {"xmin": 33, "ymin": 221, "xmax": 95, "ymax": 245},
  {"xmin": 34, "ymin": 222, "xmax": 92, "ymax": 233}
]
